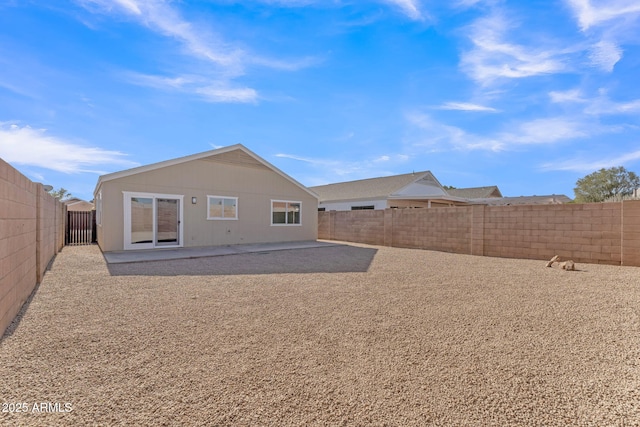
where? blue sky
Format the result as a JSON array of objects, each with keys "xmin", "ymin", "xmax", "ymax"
[{"xmin": 1, "ymin": 0, "xmax": 639, "ymax": 201}]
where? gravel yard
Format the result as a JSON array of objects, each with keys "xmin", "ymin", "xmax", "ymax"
[{"xmin": 1, "ymin": 243, "xmax": 639, "ymax": 426}]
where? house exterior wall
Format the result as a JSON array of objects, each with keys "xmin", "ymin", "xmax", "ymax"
[
  {"xmin": 97, "ymin": 158, "xmax": 317, "ymax": 252},
  {"xmin": 319, "ymin": 199, "xmax": 462, "ymax": 211},
  {"xmin": 319, "ymin": 199, "xmax": 387, "ymax": 211},
  {"xmin": 319, "ymin": 202, "xmax": 640, "ymax": 266}
]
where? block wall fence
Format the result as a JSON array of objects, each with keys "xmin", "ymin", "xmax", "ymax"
[
  {"xmin": 319, "ymin": 201, "xmax": 640, "ymax": 267},
  {"xmin": 1, "ymin": 159, "xmax": 66, "ymax": 337}
]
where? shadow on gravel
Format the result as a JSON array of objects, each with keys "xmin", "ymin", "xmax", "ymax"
[{"xmin": 107, "ymin": 245, "xmax": 378, "ymax": 276}]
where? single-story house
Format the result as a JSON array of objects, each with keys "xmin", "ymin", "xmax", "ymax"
[
  {"xmin": 446, "ymin": 186, "xmax": 503, "ymax": 199},
  {"xmin": 310, "ymin": 172, "xmax": 571, "ymax": 211},
  {"xmin": 93, "ymin": 144, "xmax": 318, "ymax": 252},
  {"xmin": 309, "ymin": 171, "xmax": 469, "ymax": 211},
  {"xmin": 65, "ymin": 198, "xmax": 94, "ymax": 212}
]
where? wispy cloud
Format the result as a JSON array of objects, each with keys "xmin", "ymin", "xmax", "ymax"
[
  {"xmin": 77, "ymin": 0, "xmax": 320, "ymax": 103},
  {"xmin": 124, "ymin": 72, "xmax": 259, "ymax": 103},
  {"xmin": 588, "ymin": 40, "xmax": 623, "ymax": 72},
  {"xmin": 82, "ymin": 0, "xmax": 242, "ymax": 68},
  {"xmin": 275, "ymin": 151, "xmax": 410, "ymax": 184},
  {"xmin": 380, "ymin": 0, "xmax": 426, "ymax": 21},
  {"xmin": 565, "ymin": 0, "xmax": 640, "ymax": 72},
  {"xmin": 541, "ymin": 149, "xmax": 640, "ymax": 172},
  {"xmin": 460, "ymin": 12, "xmax": 568, "ymax": 85},
  {"xmin": 502, "ymin": 118, "xmax": 589, "ymax": 145},
  {"xmin": 437, "ymin": 102, "xmax": 499, "ymax": 112},
  {"xmin": 0, "ymin": 123, "xmax": 137, "ymax": 174},
  {"xmin": 566, "ymin": 0, "xmax": 640, "ymax": 31},
  {"xmin": 550, "ymin": 88, "xmax": 640, "ymax": 115},
  {"xmin": 549, "ymin": 89, "xmax": 587, "ymax": 103},
  {"xmin": 406, "ymin": 112, "xmax": 623, "ymax": 152},
  {"xmin": 406, "ymin": 112, "xmax": 503, "ymax": 151}
]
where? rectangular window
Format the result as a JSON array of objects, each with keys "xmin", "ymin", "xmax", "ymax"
[
  {"xmin": 351, "ymin": 205, "xmax": 375, "ymax": 210},
  {"xmin": 271, "ymin": 200, "xmax": 301, "ymax": 225},
  {"xmin": 208, "ymin": 196, "xmax": 238, "ymax": 220}
]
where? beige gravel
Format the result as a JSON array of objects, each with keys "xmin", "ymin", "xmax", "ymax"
[{"xmin": 1, "ymin": 243, "xmax": 639, "ymax": 426}]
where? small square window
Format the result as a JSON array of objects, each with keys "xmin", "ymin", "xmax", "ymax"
[{"xmin": 271, "ymin": 200, "xmax": 301, "ymax": 225}]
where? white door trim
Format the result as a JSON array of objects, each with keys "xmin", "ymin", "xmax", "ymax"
[{"xmin": 123, "ymin": 191, "xmax": 184, "ymax": 250}]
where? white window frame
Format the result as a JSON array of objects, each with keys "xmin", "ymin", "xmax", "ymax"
[
  {"xmin": 271, "ymin": 200, "xmax": 302, "ymax": 226},
  {"xmin": 207, "ymin": 195, "xmax": 238, "ymax": 220}
]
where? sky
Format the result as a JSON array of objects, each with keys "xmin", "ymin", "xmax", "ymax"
[{"xmin": 1, "ymin": 0, "xmax": 640, "ymax": 201}]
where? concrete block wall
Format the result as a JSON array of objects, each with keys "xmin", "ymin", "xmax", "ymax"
[
  {"xmin": 320, "ymin": 210, "xmax": 385, "ymax": 246},
  {"xmin": 483, "ymin": 203, "xmax": 622, "ymax": 265},
  {"xmin": 1, "ymin": 159, "xmax": 65, "ymax": 337},
  {"xmin": 318, "ymin": 201, "xmax": 640, "ymax": 267},
  {"xmin": 622, "ymin": 200, "xmax": 640, "ymax": 266},
  {"xmin": 392, "ymin": 207, "xmax": 471, "ymax": 254}
]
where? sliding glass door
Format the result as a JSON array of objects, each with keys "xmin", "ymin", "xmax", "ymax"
[
  {"xmin": 156, "ymin": 198, "xmax": 180, "ymax": 246},
  {"xmin": 124, "ymin": 193, "xmax": 183, "ymax": 250}
]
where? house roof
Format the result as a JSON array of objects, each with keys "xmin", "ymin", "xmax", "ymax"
[
  {"xmin": 309, "ymin": 171, "xmax": 466, "ymax": 203},
  {"xmin": 447, "ymin": 186, "xmax": 503, "ymax": 199},
  {"xmin": 471, "ymin": 194, "xmax": 572, "ymax": 206},
  {"xmin": 94, "ymin": 144, "xmax": 318, "ymax": 199}
]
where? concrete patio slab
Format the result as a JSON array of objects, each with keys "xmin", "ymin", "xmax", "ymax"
[{"xmin": 102, "ymin": 240, "xmax": 340, "ymax": 264}]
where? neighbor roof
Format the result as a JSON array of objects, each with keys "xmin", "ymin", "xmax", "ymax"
[
  {"xmin": 94, "ymin": 144, "xmax": 317, "ymax": 199},
  {"xmin": 447, "ymin": 186, "xmax": 503, "ymax": 199},
  {"xmin": 309, "ymin": 171, "xmax": 465, "ymax": 203},
  {"xmin": 471, "ymin": 195, "xmax": 572, "ymax": 205}
]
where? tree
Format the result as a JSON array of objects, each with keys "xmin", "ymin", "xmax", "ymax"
[
  {"xmin": 573, "ymin": 166, "xmax": 640, "ymax": 203},
  {"xmin": 48, "ymin": 187, "xmax": 72, "ymax": 201}
]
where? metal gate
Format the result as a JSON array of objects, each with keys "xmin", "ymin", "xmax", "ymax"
[{"xmin": 66, "ymin": 211, "xmax": 96, "ymax": 245}]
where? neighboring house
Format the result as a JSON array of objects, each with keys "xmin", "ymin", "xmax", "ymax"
[
  {"xmin": 309, "ymin": 171, "xmax": 468, "ymax": 211},
  {"xmin": 447, "ymin": 186, "xmax": 503, "ymax": 199},
  {"xmin": 94, "ymin": 144, "xmax": 318, "ymax": 252},
  {"xmin": 65, "ymin": 198, "xmax": 94, "ymax": 212},
  {"xmin": 470, "ymin": 195, "xmax": 572, "ymax": 206},
  {"xmin": 310, "ymin": 172, "xmax": 570, "ymax": 211}
]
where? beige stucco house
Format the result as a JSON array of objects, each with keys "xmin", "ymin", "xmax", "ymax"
[{"xmin": 93, "ymin": 144, "xmax": 318, "ymax": 252}]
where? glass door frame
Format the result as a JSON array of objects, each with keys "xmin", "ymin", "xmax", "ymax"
[{"xmin": 123, "ymin": 192, "xmax": 184, "ymax": 250}]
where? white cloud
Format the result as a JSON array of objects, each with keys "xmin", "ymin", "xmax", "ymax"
[
  {"xmin": 78, "ymin": 0, "xmax": 320, "ymax": 104},
  {"xmin": 437, "ymin": 102, "xmax": 499, "ymax": 112},
  {"xmin": 123, "ymin": 72, "xmax": 259, "ymax": 103},
  {"xmin": 406, "ymin": 112, "xmax": 503, "ymax": 151},
  {"xmin": 113, "ymin": 0, "xmax": 142, "ymax": 15},
  {"xmin": 196, "ymin": 86, "xmax": 259, "ymax": 104},
  {"xmin": 541, "ymin": 149, "xmax": 640, "ymax": 172},
  {"xmin": 566, "ymin": 0, "xmax": 640, "ymax": 31},
  {"xmin": 589, "ymin": 40, "xmax": 623, "ymax": 71},
  {"xmin": 274, "ymin": 151, "xmax": 410, "ymax": 184},
  {"xmin": 460, "ymin": 13, "xmax": 567, "ymax": 85},
  {"xmin": 549, "ymin": 89, "xmax": 587, "ymax": 103},
  {"xmin": 380, "ymin": 0, "xmax": 425, "ymax": 21},
  {"xmin": 405, "ymin": 112, "xmax": 624, "ymax": 153},
  {"xmin": 0, "ymin": 124, "xmax": 137, "ymax": 174},
  {"xmin": 503, "ymin": 118, "xmax": 589, "ymax": 145},
  {"xmin": 89, "ymin": 0, "xmax": 242, "ymax": 68},
  {"xmin": 565, "ymin": 0, "xmax": 640, "ymax": 73},
  {"xmin": 552, "ymin": 89, "xmax": 640, "ymax": 115},
  {"xmin": 585, "ymin": 96, "xmax": 640, "ymax": 115}
]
